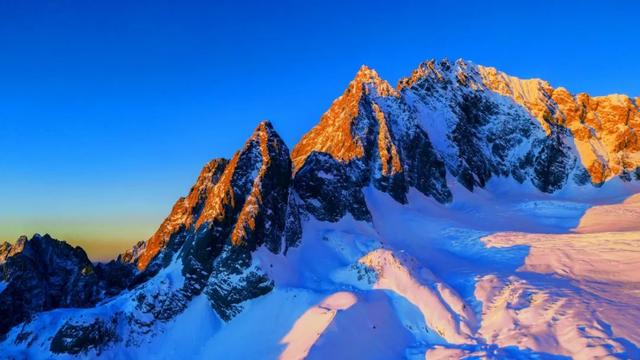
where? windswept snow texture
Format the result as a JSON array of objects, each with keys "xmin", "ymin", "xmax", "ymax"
[{"xmin": 3, "ymin": 178, "xmax": 640, "ymax": 359}]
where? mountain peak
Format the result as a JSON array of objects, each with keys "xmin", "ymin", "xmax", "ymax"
[
  {"xmin": 473, "ymin": 64, "xmax": 640, "ymax": 182},
  {"xmin": 353, "ymin": 64, "xmax": 379, "ymax": 82},
  {"xmin": 397, "ymin": 58, "xmax": 472, "ymax": 89},
  {"xmin": 133, "ymin": 120, "xmax": 292, "ymax": 272},
  {"xmin": 0, "ymin": 235, "xmax": 28, "ymax": 264},
  {"xmin": 254, "ymin": 119, "xmax": 274, "ymax": 133},
  {"xmin": 0, "ymin": 233, "xmax": 125, "ymax": 336},
  {"xmin": 291, "ymin": 66, "xmax": 398, "ymax": 170},
  {"xmin": 134, "ymin": 156, "xmax": 229, "ymax": 271},
  {"xmin": 351, "ymin": 65, "xmax": 397, "ymax": 97}
]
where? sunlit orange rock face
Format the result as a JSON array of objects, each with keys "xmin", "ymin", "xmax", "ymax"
[
  {"xmin": 230, "ymin": 121, "xmax": 282, "ymax": 246},
  {"xmin": 474, "ymin": 65, "xmax": 557, "ymax": 134},
  {"xmin": 290, "ymin": 63, "xmax": 451, "ymax": 212},
  {"xmin": 136, "ymin": 158, "xmax": 228, "ymax": 271},
  {"xmin": 291, "ymin": 65, "xmax": 400, "ymax": 172},
  {"xmin": 134, "ymin": 121, "xmax": 293, "ymax": 271},
  {"xmin": 136, "ymin": 59, "xmax": 639, "ymax": 272},
  {"xmin": 476, "ymin": 65, "xmax": 640, "ymax": 184},
  {"xmin": 0, "ymin": 236, "xmax": 27, "ymax": 263},
  {"xmin": 372, "ymin": 102, "xmax": 402, "ymax": 176}
]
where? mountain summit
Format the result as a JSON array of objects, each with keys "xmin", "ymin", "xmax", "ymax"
[
  {"xmin": 1, "ymin": 59, "xmax": 639, "ymax": 359},
  {"xmin": 132, "ymin": 121, "xmax": 297, "ymax": 273}
]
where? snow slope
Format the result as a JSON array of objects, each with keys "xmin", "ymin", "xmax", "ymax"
[
  {"xmin": 5, "ymin": 177, "xmax": 639, "ymax": 359},
  {"xmin": 574, "ymin": 193, "xmax": 640, "ymax": 233}
]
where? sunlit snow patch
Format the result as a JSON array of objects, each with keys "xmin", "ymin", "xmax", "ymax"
[{"xmin": 279, "ymin": 292, "xmax": 357, "ymax": 360}]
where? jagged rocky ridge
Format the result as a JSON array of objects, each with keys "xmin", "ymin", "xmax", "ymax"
[
  {"xmin": 0, "ymin": 234, "xmax": 134, "ymax": 336},
  {"xmin": 126, "ymin": 121, "xmax": 300, "ymax": 320},
  {"xmin": 291, "ymin": 65, "xmax": 452, "ymax": 222},
  {"xmin": 1, "ymin": 58, "xmax": 639, "ymax": 355}
]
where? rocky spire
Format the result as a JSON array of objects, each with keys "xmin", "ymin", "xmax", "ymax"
[
  {"xmin": 291, "ymin": 65, "xmax": 451, "ymax": 222},
  {"xmin": 134, "ymin": 158, "xmax": 228, "ymax": 271},
  {"xmin": 291, "ymin": 65, "xmax": 398, "ymax": 171},
  {"xmin": 112, "ymin": 120, "xmax": 300, "ymax": 321},
  {"xmin": 131, "ymin": 121, "xmax": 296, "ymax": 272}
]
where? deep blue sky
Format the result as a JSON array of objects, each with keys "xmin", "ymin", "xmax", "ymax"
[{"xmin": 1, "ymin": 0, "xmax": 638, "ymax": 259}]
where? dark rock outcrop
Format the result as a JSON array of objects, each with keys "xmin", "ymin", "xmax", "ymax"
[
  {"xmin": 291, "ymin": 66, "xmax": 451, "ymax": 222},
  {"xmin": 398, "ymin": 58, "xmax": 586, "ymax": 192},
  {"xmin": 50, "ymin": 318, "xmax": 117, "ymax": 355},
  {"xmin": 0, "ymin": 235, "xmax": 99, "ymax": 336},
  {"xmin": 0, "ymin": 234, "xmax": 136, "ymax": 337},
  {"xmin": 121, "ymin": 121, "xmax": 300, "ymax": 322},
  {"xmin": 293, "ymin": 152, "xmax": 371, "ymax": 222}
]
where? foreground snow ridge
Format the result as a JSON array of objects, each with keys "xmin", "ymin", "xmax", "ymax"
[
  {"xmin": 359, "ymin": 249, "xmax": 475, "ymax": 344},
  {"xmin": 280, "ymin": 292, "xmax": 357, "ymax": 360}
]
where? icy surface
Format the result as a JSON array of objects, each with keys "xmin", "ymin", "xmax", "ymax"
[{"xmin": 3, "ymin": 176, "xmax": 639, "ymax": 359}]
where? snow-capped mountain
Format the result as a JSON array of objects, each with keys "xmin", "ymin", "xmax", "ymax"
[
  {"xmin": 1, "ymin": 59, "xmax": 639, "ymax": 359},
  {"xmin": 125, "ymin": 121, "xmax": 300, "ymax": 320}
]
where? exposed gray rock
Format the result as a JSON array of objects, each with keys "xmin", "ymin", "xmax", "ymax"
[{"xmin": 50, "ymin": 318, "xmax": 117, "ymax": 355}]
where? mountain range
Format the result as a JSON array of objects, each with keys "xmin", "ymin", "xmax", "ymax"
[{"xmin": 1, "ymin": 59, "xmax": 639, "ymax": 359}]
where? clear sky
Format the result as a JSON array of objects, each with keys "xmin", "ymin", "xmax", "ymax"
[{"xmin": 1, "ymin": 0, "xmax": 638, "ymax": 261}]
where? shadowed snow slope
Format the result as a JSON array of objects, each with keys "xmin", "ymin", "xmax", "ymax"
[
  {"xmin": 279, "ymin": 292, "xmax": 357, "ymax": 360},
  {"xmin": 3, "ymin": 179, "xmax": 640, "ymax": 359}
]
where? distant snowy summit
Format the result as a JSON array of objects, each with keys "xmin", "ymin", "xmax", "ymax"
[{"xmin": 1, "ymin": 59, "xmax": 639, "ymax": 358}]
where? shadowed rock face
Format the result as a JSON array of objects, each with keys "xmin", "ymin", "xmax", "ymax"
[
  {"xmin": 133, "ymin": 158, "xmax": 229, "ymax": 271},
  {"xmin": 0, "ymin": 122, "xmax": 299, "ymax": 339},
  {"xmin": 291, "ymin": 66, "xmax": 452, "ymax": 221},
  {"xmin": 478, "ymin": 64, "xmax": 640, "ymax": 184},
  {"xmin": 397, "ymin": 59, "xmax": 588, "ymax": 192},
  {"xmin": 50, "ymin": 318, "xmax": 117, "ymax": 355},
  {"xmin": 0, "ymin": 234, "xmax": 134, "ymax": 336},
  {"xmin": 293, "ymin": 152, "xmax": 371, "ymax": 222},
  {"xmin": 119, "ymin": 121, "xmax": 300, "ymax": 321}
]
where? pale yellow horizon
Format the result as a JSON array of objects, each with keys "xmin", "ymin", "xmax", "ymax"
[{"xmin": 0, "ymin": 217, "xmax": 159, "ymax": 262}]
